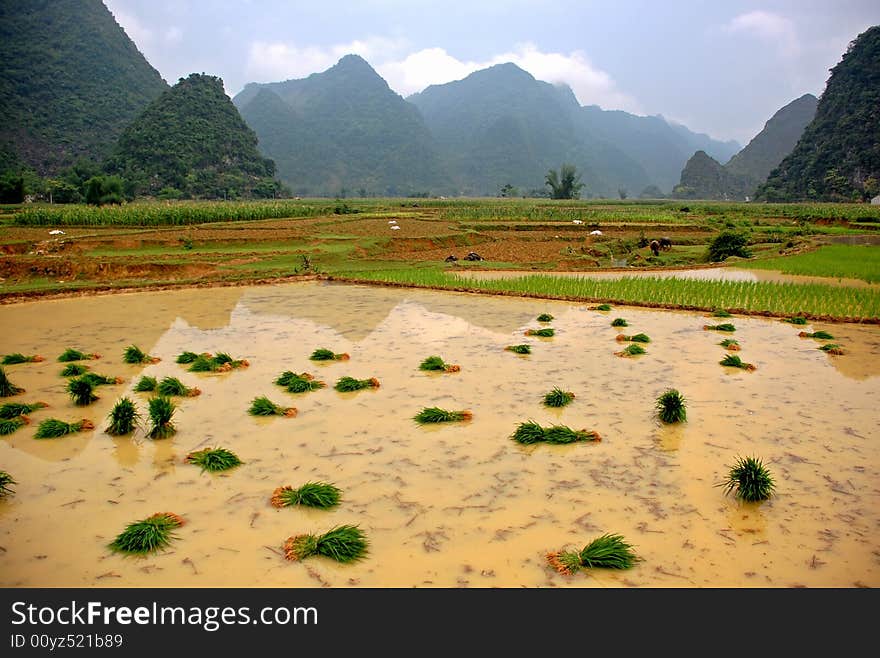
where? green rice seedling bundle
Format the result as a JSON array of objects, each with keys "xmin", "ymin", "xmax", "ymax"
[
  {"xmin": 710, "ymin": 309, "xmax": 732, "ymax": 318},
  {"xmin": 282, "ymin": 524, "xmax": 368, "ymax": 563},
  {"xmin": 591, "ymin": 304, "xmax": 613, "ymax": 311},
  {"xmin": 108, "ymin": 512, "xmax": 185, "ymax": 555},
  {"xmin": 719, "ymin": 339, "xmax": 740, "ymax": 351},
  {"xmin": 413, "ymin": 407, "xmax": 473, "ymax": 423},
  {"xmin": 0, "ymin": 368, "xmax": 24, "ymax": 397},
  {"xmin": 784, "ymin": 316, "xmax": 808, "ymax": 325},
  {"xmin": 615, "ymin": 343, "xmax": 646, "ymax": 357},
  {"xmin": 505, "ymin": 344, "xmax": 531, "ymax": 354},
  {"xmin": 418, "ymin": 356, "xmax": 461, "ymax": 372},
  {"xmin": 0, "ymin": 416, "xmax": 29, "ymax": 435},
  {"xmin": 123, "ymin": 345, "xmax": 160, "ymax": 364},
  {"xmin": 610, "ymin": 318, "xmax": 628, "ymax": 327},
  {"xmin": 106, "ymin": 397, "xmax": 140, "ymax": 436},
  {"xmin": 309, "ymin": 348, "xmax": 350, "ymax": 361},
  {"xmin": 147, "ymin": 396, "xmax": 176, "ymax": 439},
  {"xmin": 819, "ymin": 343, "xmax": 845, "ymax": 355},
  {"xmin": 334, "ymin": 376, "xmax": 380, "ymax": 392},
  {"xmin": 157, "ymin": 376, "xmax": 201, "ymax": 397},
  {"xmin": 271, "ymin": 482, "xmax": 342, "ymax": 509},
  {"xmin": 35, "ymin": 418, "xmax": 94, "ymax": 439},
  {"xmin": 185, "ymin": 447, "xmax": 242, "ymax": 473},
  {"xmin": 525, "ymin": 328, "xmax": 554, "ymax": 337},
  {"xmin": 510, "ymin": 421, "xmax": 600, "ymax": 445},
  {"xmin": 175, "ymin": 351, "xmax": 202, "ymax": 364},
  {"xmin": 718, "ymin": 456, "xmax": 775, "ymax": 502},
  {"xmin": 57, "ymin": 348, "xmax": 100, "ymax": 362},
  {"xmin": 1, "ymin": 353, "xmax": 44, "ymax": 365},
  {"xmin": 615, "ymin": 333, "xmax": 651, "ymax": 343},
  {"xmin": 546, "ymin": 533, "xmax": 639, "ymax": 575},
  {"xmin": 276, "ymin": 371, "xmax": 326, "ymax": 393},
  {"xmin": 67, "ymin": 377, "xmax": 98, "ymax": 406},
  {"xmin": 188, "ymin": 352, "xmax": 249, "ymax": 373},
  {"xmin": 537, "ymin": 313, "xmax": 554, "ymax": 322},
  {"xmin": 60, "ymin": 363, "xmax": 90, "ymax": 377},
  {"xmin": 703, "ymin": 323, "xmax": 735, "ymax": 332},
  {"xmin": 543, "ymin": 387, "xmax": 575, "ymax": 408},
  {"xmin": 0, "ymin": 471, "xmax": 15, "ymax": 498},
  {"xmin": 81, "ymin": 372, "xmax": 124, "ymax": 386},
  {"xmin": 656, "ymin": 389, "xmax": 687, "ymax": 423},
  {"xmin": 133, "ymin": 375, "xmax": 157, "ymax": 392},
  {"xmin": 248, "ymin": 395, "xmax": 297, "ymax": 417},
  {"xmin": 0, "ymin": 401, "xmax": 47, "ymax": 419},
  {"xmin": 720, "ymin": 354, "xmax": 756, "ymax": 371},
  {"xmin": 798, "ymin": 330, "xmax": 834, "ymax": 340}
]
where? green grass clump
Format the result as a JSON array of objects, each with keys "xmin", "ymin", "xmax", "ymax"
[
  {"xmin": 271, "ymin": 482, "xmax": 342, "ymax": 509},
  {"xmin": 547, "ymin": 533, "xmax": 639, "ymax": 575},
  {"xmin": 310, "ymin": 348, "xmax": 350, "ymax": 361},
  {"xmin": 656, "ymin": 389, "xmax": 687, "ymax": 424},
  {"xmin": 283, "ymin": 524, "xmax": 368, "ymax": 563},
  {"xmin": 0, "ymin": 471, "xmax": 16, "ymax": 498},
  {"xmin": 615, "ymin": 343, "xmax": 646, "ymax": 357},
  {"xmin": 35, "ymin": 418, "xmax": 94, "ymax": 439},
  {"xmin": 0, "ymin": 368, "xmax": 24, "ymax": 397},
  {"xmin": 57, "ymin": 348, "xmax": 99, "ymax": 362},
  {"xmin": 543, "ymin": 387, "xmax": 575, "ymax": 408},
  {"xmin": 334, "ymin": 376, "xmax": 380, "ymax": 392},
  {"xmin": 0, "ymin": 417, "xmax": 29, "ymax": 435},
  {"xmin": 537, "ymin": 313, "xmax": 554, "ymax": 322},
  {"xmin": 60, "ymin": 363, "xmax": 89, "ymax": 377},
  {"xmin": 275, "ymin": 371, "xmax": 326, "ymax": 393},
  {"xmin": 248, "ymin": 395, "xmax": 297, "ymax": 417},
  {"xmin": 108, "ymin": 512, "xmax": 185, "ymax": 555},
  {"xmin": 784, "ymin": 316, "xmax": 808, "ymax": 325},
  {"xmin": 133, "ymin": 375, "xmax": 157, "ymax": 392},
  {"xmin": 505, "ymin": 344, "xmax": 531, "ymax": 354},
  {"xmin": 157, "ymin": 376, "xmax": 201, "ymax": 397},
  {"xmin": 413, "ymin": 407, "xmax": 473, "ymax": 423},
  {"xmin": 418, "ymin": 355, "xmax": 461, "ymax": 372},
  {"xmin": 106, "ymin": 397, "xmax": 140, "ymax": 436},
  {"xmin": 185, "ymin": 447, "xmax": 242, "ymax": 473},
  {"xmin": 123, "ymin": 345, "xmax": 159, "ymax": 364},
  {"xmin": 147, "ymin": 396, "xmax": 176, "ymax": 439},
  {"xmin": 799, "ymin": 330, "xmax": 834, "ymax": 339},
  {"xmin": 703, "ymin": 323, "xmax": 736, "ymax": 332},
  {"xmin": 718, "ymin": 456, "xmax": 775, "ymax": 502},
  {"xmin": 511, "ymin": 421, "xmax": 600, "ymax": 445},
  {"xmin": 2, "ymin": 353, "xmax": 44, "ymax": 364},
  {"xmin": 818, "ymin": 343, "xmax": 845, "ymax": 354},
  {"xmin": 0, "ymin": 401, "xmax": 48, "ymax": 419},
  {"xmin": 525, "ymin": 327, "xmax": 555, "ymax": 337},
  {"xmin": 720, "ymin": 354, "xmax": 756, "ymax": 371},
  {"xmin": 175, "ymin": 351, "xmax": 201, "ymax": 364},
  {"xmin": 67, "ymin": 377, "xmax": 98, "ymax": 406},
  {"xmin": 719, "ymin": 338, "xmax": 740, "ymax": 351}
]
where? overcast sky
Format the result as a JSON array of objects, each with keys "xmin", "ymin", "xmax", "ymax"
[{"xmin": 103, "ymin": 0, "xmax": 879, "ymax": 146}]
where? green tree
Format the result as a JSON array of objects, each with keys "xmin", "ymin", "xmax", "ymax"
[
  {"xmin": 618, "ymin": 187, "xmax": 628, "ymax": 200},
  {"xmin": 707, "ymin": 231, "xmax": 752, "ymax": 262},
  {"xmin": 84, "ymin": 175, "xmax": 124, "ymax": 206},
  {"xmin": 545, "ymin": 164, "xmax": 584, "ymax": 199},
  {"xmin": 499, "ymin": 183, "xmax": 518, "ymax": 197}
]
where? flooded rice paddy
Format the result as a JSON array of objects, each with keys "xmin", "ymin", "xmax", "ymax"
[{"xmin": 0, "ymin": 280, "xmax": 878, "ymax": 588}]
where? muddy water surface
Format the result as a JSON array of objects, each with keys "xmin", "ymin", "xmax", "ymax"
[{"xmin": 0, "ymin": 281, "xmax": 878, "ymax": 588}]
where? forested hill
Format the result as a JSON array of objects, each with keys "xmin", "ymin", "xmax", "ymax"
[
  {"xmin": 0, "ymin": 0, "xmax": 168, "ymax": 175},
  {"xmin": 756, "ymin": 26, "xmax": 880, "ymax": 201},
  {"xmin": 105, "ymin": 74, "xmax": 279, "ymax": 199}
]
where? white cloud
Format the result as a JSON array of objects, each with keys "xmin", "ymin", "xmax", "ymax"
[
  {"xmin": 107, "ymin": 7, "xmax": 154, "ymax": 48},
  {"xmin": 164, "ymin": 26, "xmax": 183, "ymax": 44},
  {"xmin": 724, "ymin": 10, "xmax": 800, "ymax": 57}
]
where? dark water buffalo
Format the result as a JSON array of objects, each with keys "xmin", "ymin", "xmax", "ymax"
[
  {"xmin": 659, "ymin": 237, "xmax": 672, "ymax": 250},
  {"xmin": 649, "ymin": 240, "xmax": 660, "ymax": 256},
  {"xmin": 444, "ymin": 254, "xmax": 458, "ymax": 262},
  {"xmin": 464, "ymin": 252, "xmax": 483, "ymax": 261}
]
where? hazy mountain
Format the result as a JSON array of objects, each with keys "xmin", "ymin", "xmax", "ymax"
[
  {"xmin": 672, "ymin": 150, "xmax": 752, "ymax": 200},
  {"xmin": 0, "ymin": 0, "xmax": 168, "ymax": 176},
  {"xmin": 756, "ymin": 26, "xmax": 880, "ymax": 201},
  {"xmin": 234, "ymin": 55, "xmax": 449, "ymax": 196}
]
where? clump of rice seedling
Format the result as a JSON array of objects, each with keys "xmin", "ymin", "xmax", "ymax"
[
  {"xmin": 720, "ymin": 354, "xmax": 756, "ymax": 371},
  {"xmin": 271, "ymin": 482, "xmax": 342, "ymax": 509},
  {"xmin": 0, "ymin": 401, "xmax": 48, "ymax": 419},
  {"xmin": 108, "ymin": 512, "xmax": 184, "ymax": 555},
  {"xmin": 133, "ymin": 375, "xmax": 157, "ymax": 392},
  {"xmin": 511, "ymin": 421, "xmax": 600, "ymax": 445},
  {"xmin": 276, "ymin": 371, "xmax": 326, "ymax": 393},
  {"xmin": 525, "ymin": 327, "xmax": 554, "ymax": 337},
  {"xmin": 798, "ymin": 330, "xmax": 834, "ymax": 340},
  {"xmin": 57, "ymin": 348, "xmax": 100, "ymax": 362},
  {"xmin": 123, "ymin": 345, "xmax": 160, "ymax": 364},
  {"xmin": 656, "ymin": 389, "xmax": 687, "ymax": 423},
  {"xmin": 35, "ymin": 418, "xmax": 95, "ymax": 439},
  {"xmin": 282, "ymin": 524, "xmax": 368, "ymax": 563},
  {"xmin": 81, "ymin": 372, "xmax": 124, "ymax": 386},
  {"xmin": 188, "ymin": 352, "xmax": 249, "ymax": 372},
  {"xmin": 0, "ymin": 416, "xmax": 29, "ymax": 435},
  {"xmin": 334, "ymin": 376, "xmax": 380, "ymax": 392},
  {"xmin": 60, "ymin": 363, "xmax": 89, "ymax": 377},
  {"xmin": 67, "ymin": 377, "xmax": 98, "ymax": 406},
  {"xmin": 248, "ymin": 395, "xmax": 297, "ymax": 417},
  {"xmin": 537, "ymin": 313, "xmax": 554, "ymax": 322},
  {"xmin": 418, "ymin": 355, "xmax": 461, "ymax": 372},
  {"xmin": 175, "ymin": 351, "xmax": 201, "ymax": 364},
  {"xmin": 0, "ymin": 471, "xmax": 16, "ymax": 498},
  {"xmin": 590, "ymin": 304, "xmax": 612, "ymax": 311},
  {"xmin": 185, "ymin": 447, "xmax": 242, "ymax": 473},
  {"xmin": 819, "ymin": 343, "xmax": 844, "ymax": 355},
  {"xmin": 505, "ymin": 344, "xmax": 531, "ymax": 354},
  {"xmin": 413, "ymin": 407, "xmax": 473, "ymax": 423},
  {"xmin": 543, "ymin": 387, "xmax": 575, "ymax": 408},
  {"xmin": 703, "ymin": 323, "xmax": 736, "ymax": 332},
  {"xmin": 718, "ymin": 455, "xmax": 775, "ymax": 502},
  {"xmin": 784, "ymin": 316, "xmax": 808, "ymax": 325},
  {"xmin": 615, "ymin": 333, "xmax": 651, "ymax": 343},
  {"xmin": 146, "ymin": 396, "xmax": 176, "ymax": 439},
  {"xmin": 610, "ymin": 318, "xmax": 628, "ymax": 327},
  {"xmin": 2, "ymin": 353, "xmax": 44, "ymax": 365},
  {"xmin": 615, "ymin": 343, "xmax": 646, "ymax": 357},
  {"xmin": 547, "ymin": 533, "xmax": 639, "ymax": 575},
  {"xmin": 0, "ymin": 368, "xmax": 24, "ymax": 397},
  {"xmin": 710, "ymin": 309, "xmax": 732, "ymax": 318},
  {"xmin": 309, "ymin": 348, "xmax": 350, "ymax": 361},
  {"xmin": 157, "ymin": 376, "xmax": 200, "ymax": 397},
  {"xmin": 719, "ymin": 338, "xmax": 740, "ymax": 351},
  {"xmin": 106, "ymin": 397, "xmax": 140, "ymax": 436}
]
